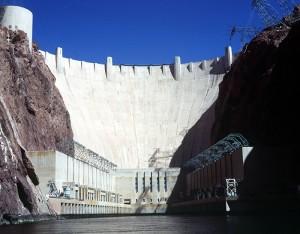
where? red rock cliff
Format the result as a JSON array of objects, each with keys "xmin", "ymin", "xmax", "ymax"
[{"xmin": 0, "ymin": 27, "xmax": 74, "ymax": 223}]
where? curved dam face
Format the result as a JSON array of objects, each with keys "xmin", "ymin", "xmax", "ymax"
[{"xmin": 41, "ymin": 49, "xmax": 231, "ymax": 169}]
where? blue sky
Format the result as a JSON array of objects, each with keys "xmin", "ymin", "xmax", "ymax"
[{"xmin": 1, "ymin": 0, "xmax": 298, "ymax": 64}]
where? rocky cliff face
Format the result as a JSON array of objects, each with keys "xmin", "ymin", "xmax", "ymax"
[
  {"xmin": 212, "ymin": 19, "xmax": 300, "ymax": 146},
  {"xmin": 0, "ymin": 27, "xmax": 73, "ymax": 223},
  {"xmin": 209, "ymin": 15, "xmax": 300, "ymax": 201},
  {"xmin": 171, "ymin": 13, "xmax": 300, "ymax": 167},
  {"xmin": 168, "ymin": 10, "xmax": 300, "ymax": 205}
]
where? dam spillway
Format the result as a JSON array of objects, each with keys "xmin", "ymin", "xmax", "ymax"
[{"xmin": 40, "ymin": 48, "xmax": 232, "ymax": 169}]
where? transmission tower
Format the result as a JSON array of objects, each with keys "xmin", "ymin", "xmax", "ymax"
[{"xmin": 252, "ymin": 0, "xmax": 279, "ymax": 26}]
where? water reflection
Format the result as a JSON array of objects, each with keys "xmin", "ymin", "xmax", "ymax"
[{"xmin": 0, "ymin": 215, "xmax": 299, "ymax": 234}]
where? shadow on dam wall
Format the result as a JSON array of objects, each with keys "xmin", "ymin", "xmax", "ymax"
[
  {"xmin": 169, "ymin": 102, "xmax": 217, "ymax": 168},
  {"xmin": 166, "ymin": 101, "xmax": 218, "ymax": 206}
]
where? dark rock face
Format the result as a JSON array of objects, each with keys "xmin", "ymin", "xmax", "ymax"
[
  {"xmin": 210, "ymin": 20, "xmax": 300, "ymax": 201},
  {"xmin": 212, "ymin": 23, "xmax": 299, "ymax": 145},
  {"xmin": 0, "ymin": 27, "xmax": 74, "ymax": 222},
  {"xmin": 0, "ymin": 28, "xmax": 74, "ymax": 155},
  {"xmin": 169, "ymin": 18, "xmax": 300, "ymax": 205}
]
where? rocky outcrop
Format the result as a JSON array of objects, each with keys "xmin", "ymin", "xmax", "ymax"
[{"xmin": 0, "ymin": 27, "xmax": 74, "ymax": 223}]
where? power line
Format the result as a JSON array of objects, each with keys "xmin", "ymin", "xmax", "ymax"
[{"xmin": 252, "ymin": 0, "xmax": 280, "ymax": 26}]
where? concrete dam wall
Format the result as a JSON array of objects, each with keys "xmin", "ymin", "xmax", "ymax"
[{"xmin": 40, "ymin": 48, "xmax": 232, "ymax": 169}]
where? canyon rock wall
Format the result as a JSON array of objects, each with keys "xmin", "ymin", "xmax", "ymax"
[
  {"xmin": 0, "ymin": 28, "xmax": 73, "ymax": 222},
  {"xmin": 212, "ymin": 21, "xmax": 300, "ymax": 145},
  {"xmin": 210, "ymin": 18, "xmax": 300, "ymax": 200},
  {"xmin": 169, "ymin": 15, "xmax": 300, "ymax": 203}
]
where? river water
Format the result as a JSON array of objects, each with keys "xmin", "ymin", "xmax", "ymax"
[{"xmin": 0, "ymin": 215, "xmax": 299, "ymax": 234}]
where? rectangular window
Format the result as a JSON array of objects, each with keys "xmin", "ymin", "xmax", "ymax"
[
  {"xmin": 135, "ymin": 172, "xmax": 138, "ymax": 193},
  {"xmin": 150, "ymin": 172, "xmax": 153, "ymax": 192},
  {"xmin": 157, "ymin": 171, "xmax": 160, "ymax": 192},
  {"xmin": 164, "ymin": 172, "xmax": 167, "ymax": 192},
  {"xmin": 143, "ymin": 172, "xmax": 146, "ymax": 192}
]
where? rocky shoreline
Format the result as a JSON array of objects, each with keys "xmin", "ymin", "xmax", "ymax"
[{"xmin": 0, "ymin": 214, "xmax": 57, "ymax": 225}]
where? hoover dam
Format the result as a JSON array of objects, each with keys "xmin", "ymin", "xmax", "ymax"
[
  {"xmin": 0, "ymin": 5, "xmax": 236, "ymax": 216},
  {"xmin": 2, "ymin": 3, "xmax": 299, "ymax": 224},
  {"xmin": 41, "ymin": 47, "xmax": 232, "ymax": 169}
]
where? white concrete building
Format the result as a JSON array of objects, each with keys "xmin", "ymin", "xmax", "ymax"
[
  {"xmin": 114, "ymin": 168, "xmax": 180, "ymax": 213},
  {"xmin": 29, "ymin": 149, "xmax": 180, "ymax": 214},
  {"xmin": 29, "ymin": 149, "xmax": 132, "ymax": 215}
]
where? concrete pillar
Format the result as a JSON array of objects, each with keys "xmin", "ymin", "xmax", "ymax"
[
  {"xmin": 105, "ymin": 172, "xmax": 108, "ymax": 191},
  {"xmin": 97, "ymin": 169, "xmax": 100, "ymax": 189},
  {"xmin": 108, "ymin": 173, "xmax": 112, "ymax": 192},
  {"xmin": 188, "ymin": 62, "xmax": 194, "ymax": 72},
  {"xmin": 56, "ymin": 47, "xmax": 64, "ymax": 73},
  {"xmin": 80, "ymin": 161, "xmax": 84, "ymax": 185},
  {"xmin": 201, "ymin": 60, "xmax": 207, "ymax": 70},
  {"xmin": 174, "ymin": 56, "xmax": 181, "ymax": 80},
  {"xmin": 225, "ymin": 46, "xmax": 233, "ymax": 71},
  {"xmin": 242, "ymin": 147, "xmax": 253, "ymax": 163},
  {"xmin": 138, "ymin": 171, "xmax": 144, "ymax": 194},
  {"xmin": 88, "ymin": 165, "xmax": 91, "ymax": 187},
  {"xmin": 152, "ymin": 171, "xmax": 159, "ymax": 203},
  {"xmin": 106, "ymin": 56, "xmax": 113, "ymax": 79},
  {"xmin": 159, "ymin": 172, "xmax": 164, "ymax": 197},
  {"xmin": 93, "ymin": 167, "xmax": 96, "ymax": 188},
  {"xmin": 145, "ymin": 171, "xmax": 151, "ymax": 194},
  {"xmin": 162, "ymin": 65, "xmax": 167, "ymax": 76}
]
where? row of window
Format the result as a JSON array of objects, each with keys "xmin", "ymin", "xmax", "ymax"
[{"xmin": 135, "ymin": 172, "xmax": 168, "ymax": 193}]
